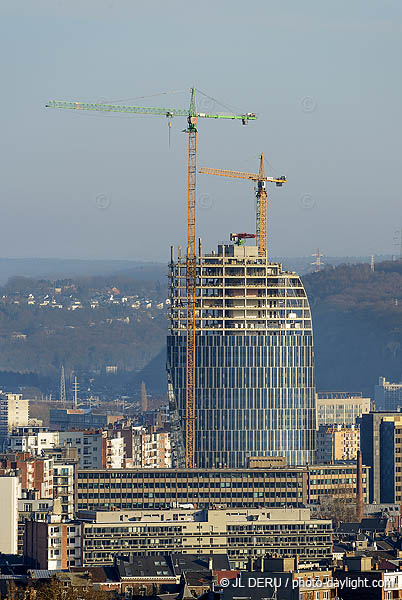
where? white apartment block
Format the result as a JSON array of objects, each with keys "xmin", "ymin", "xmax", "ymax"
[
  {"xmin": 59, "ymin": 431, "xmax": 103, "ymax": 469},
  {"xmin": 58, "ymin": 430, "xmax": 124, "ymax": 469},
  {"xmin": 141, "ymin": 429, "xmax": 171, "ymax": 468},
  {"xmin": 0, "ymin": 474, "xmax": 19, "ymax": 554},
  {"xmin": 0, "ymin": 394, "xmax": 30, "ymax": 438},
  {"xmin": 8, "ymin": 431, "xmax": 59, "ymax": 455}
]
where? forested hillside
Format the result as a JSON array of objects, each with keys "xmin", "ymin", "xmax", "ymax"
[
  {"xmin": 0, "ymin": 261, "xmax": 401, "ymax": 398},
  {"xmin": 303, "ymin": 261, "xmax": 402, "ymax": 395},
  {"xmin": 0, "ymin": 274, "xmax": 167, "ymax": 378}
]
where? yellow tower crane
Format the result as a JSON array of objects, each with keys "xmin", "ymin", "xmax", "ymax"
[
  {"xmin": 46, "ymin": 88, "xmax": 256, "ymax": 468},
  {"xmin": 200, "ymin": 154, "xmax": 286, "ymax": 257}
]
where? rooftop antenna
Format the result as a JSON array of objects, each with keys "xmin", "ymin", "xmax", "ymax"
[
  {"xmin": 60, "ymin": 365, "xmax": 66, "ymax": 404},
  {"xmin": 312, "ymin": 248, "xmax": 324, "ymax": 272}
]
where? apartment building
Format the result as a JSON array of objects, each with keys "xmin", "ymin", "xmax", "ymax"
[
  {"xmin": 58, "ymin": 430, "xmax": 124, "ymax": 469},
  {"xmin": 317, "ymin": 424, "xmax": 360, "ymax": 463},
  {"xmin": 0, "ymin": 394, "xmax": 30, "ymax": 445},
  {"xmin": 140, "ymin": 428, "xmax": 171, "ymax": 468},
  {"xmin": 24, "ymin": 515, "xmax": 82, "ymax": 569},
  {"xmin": 7, "ymin": 431, "xmax": 59, "ymax": 455}
]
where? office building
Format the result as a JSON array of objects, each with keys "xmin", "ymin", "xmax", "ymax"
[
  {"xmin": 317, "ymin": 424, "xmax": 360, "ymax": 463},
  {"xmin": 168, "ymin": 242, "xmax": 316, "ymax": 468},
  {"xmin": 375, "ymin": 376, "xmax": 402, "ymax": 411},
  {"xmin": 361, "ymin": 411, "xmax": 402, "ymax": 503},
  {"xmin": 76, "ymin": 464, "xmax": 369, "ymax": 511},
  {"xmin": 49, "ymin": 408, "xmax": 123, "ymax": 431},
  {"xmin": 79, "ymin": 507, "xmax": 332, "ymax": 568},
  {"xmin": 316, "ymin": 392, "xmax": 371, "ymax": 427}
]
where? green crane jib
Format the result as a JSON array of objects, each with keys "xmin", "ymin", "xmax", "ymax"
[{"xmin": 46, "ymin": 89, "xmax": 257, "ymax": 468}]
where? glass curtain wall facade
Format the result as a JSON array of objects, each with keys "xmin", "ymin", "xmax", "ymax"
[{"xmin": 167, "ymin": 243, "xmax": 316, "ymax": 468}]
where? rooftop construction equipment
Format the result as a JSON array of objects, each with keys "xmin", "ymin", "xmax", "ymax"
[
  {"xmin": 200, "ymin": 154, "xmax": 286, "ymax": 257},
  {"xmin": 46, "ymin": 88, "xmax": 256, "ymax": 467}
]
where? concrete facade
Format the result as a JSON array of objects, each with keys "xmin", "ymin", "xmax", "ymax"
[
  {"xmin": 0, "ymin": 474, "xmax": 19, "ymax": 554},
  {"xmin": 79, "ymin": 508, "xmax": 332, "ymax": 569}
]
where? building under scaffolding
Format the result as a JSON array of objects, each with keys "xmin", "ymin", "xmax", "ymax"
[{"xmin": 167, "ymin": 240, "xmax": 316, "ymax": 468}]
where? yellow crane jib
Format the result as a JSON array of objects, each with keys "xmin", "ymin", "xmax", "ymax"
[{"xmin": 199, "ymin": 154, "xmax": 286, "ymax": 257}]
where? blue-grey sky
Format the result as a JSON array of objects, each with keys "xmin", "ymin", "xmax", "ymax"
[{"xmin": 1, "ymin": 0, "xmax": 401, "ymax": 261}]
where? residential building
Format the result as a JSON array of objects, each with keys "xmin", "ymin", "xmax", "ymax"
[
  {"xmin": 76, "ymin": 464, "xmax": 369, "ymax": 511},
  {"xmin": 0, "ymin": 473, "xmax": 19, "ymax": 554},
  {"xmin": 0, "ymin": 394, "xmax": 29, "ymax": 443},
  {"xmin": 140, "ymin": 428, "xmax": 171, "ymax": 468},
  {"xmin": 7, "ymin": 431, "xmax": 59, "ymax": 455},
  {"xmin": 317, "ymin": 424, "xmax": 360, "ymax": 463},
  {"xmin": 316, "ymin": 392, "xmax": 371, "ymax": 427},
  {"xmin": 24, "ymin": 515, "xmax": 82, "ymax": 569},
  {"xmin": 168, "ymin": 242, "xmax": 316, "ymax": 468},
  {"xmin": 102, "ymin": 430, "xmax": 125, "ymax": 469},
  {"xmin": 16, "ymin": 455, "xmax": 53, "ymax": 498},
  {"xmin": 17, "ymin": 495, "xmax": 55, "ymax": 555},
  {"xmin": 375, "ymin": 376, "xmax": 402, "ymax": 411},
  {"xmin": 59, "ymin": 430, "xmax": 103, "ymax": 469},
  {"xmin": 121, "ymin": 425, "xmax": 171, "ymax": 468},
  {"xmin": 78, "ymin": 507, "xmax": 332, "ymax": 568}
]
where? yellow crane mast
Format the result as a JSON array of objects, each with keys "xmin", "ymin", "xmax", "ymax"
[
  {"xmin": 200, "ymin": 154, "xmax": 286, "ymax": 257},
  {"xmin": 46, "ymin": 88, "xmax": 256, "ymax": 468}
]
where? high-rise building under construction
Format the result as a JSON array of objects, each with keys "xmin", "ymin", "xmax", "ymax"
[{"xmin": 167, "ymin": 241, "xmax": 316, "ymax": 468}]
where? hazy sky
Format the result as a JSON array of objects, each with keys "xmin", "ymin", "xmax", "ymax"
[{"xmin": 1, "ymin": 1, "xmax": 401, "ymax": 261}]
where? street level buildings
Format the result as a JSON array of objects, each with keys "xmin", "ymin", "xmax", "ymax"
[{"xmin": 168, "ymin": 243, "xmax": 316, "ymax": 468}]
